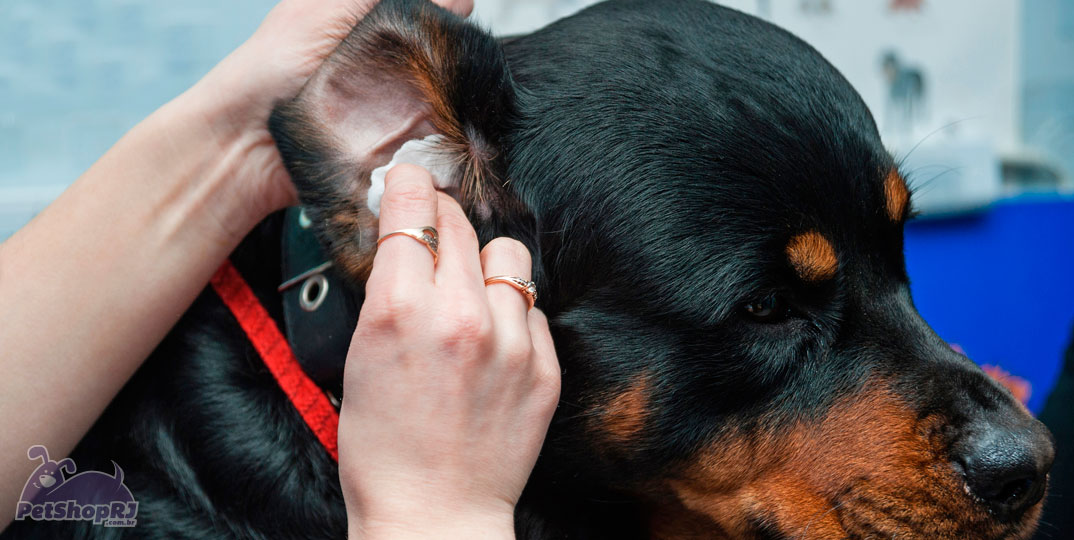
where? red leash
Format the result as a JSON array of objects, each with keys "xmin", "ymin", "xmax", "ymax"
[{"xmin": 210, "ymin": 259, "xmax": 340, "ymax": 462}]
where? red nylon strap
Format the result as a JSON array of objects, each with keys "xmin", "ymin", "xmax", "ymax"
[{"xmin": 210, "ymin": 259, "xmax": 340, "ymax": 462}]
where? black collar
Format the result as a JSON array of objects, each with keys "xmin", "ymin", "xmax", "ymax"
[{"xmin": 278, "ymin": 207, "xmax": 361, "ymax": 404}]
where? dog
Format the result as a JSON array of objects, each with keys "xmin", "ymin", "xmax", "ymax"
[{"xmin": 3, "ymin": 0, "xmax": 1054, "ymax": 538}]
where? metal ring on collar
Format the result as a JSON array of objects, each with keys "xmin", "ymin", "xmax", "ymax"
[{"xmin": 299, "ymin": 273, "xmax": 330, "ymax": 312}]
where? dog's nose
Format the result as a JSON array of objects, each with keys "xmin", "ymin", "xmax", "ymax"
[{"xmin": 956, "ymin": 420, "xmax": 1055, "ymax": 521}]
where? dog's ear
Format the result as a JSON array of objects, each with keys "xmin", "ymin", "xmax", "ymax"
[{"xmin": 270, "ymin": 0, "xmax": 528, "ymax": 282}]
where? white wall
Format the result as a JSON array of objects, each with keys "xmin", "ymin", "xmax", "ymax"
[
  {"xmin": 477, "ymin": 0, "xmax": 1021, "ymax": 153},
  {"xmin": 759, "ymin": 0, "xmax": 1019, "ymax": 153},
  {"xmin": 723, "ymin": 0, "xmax": 1022, "ymax": 213},
  {"xmin": 0, "ymin": 0, "xmax": 1038, "ymax": 238},
  {"xmin": 476, "ymin": 0, "xmax": 1024, "ymax": 213}
]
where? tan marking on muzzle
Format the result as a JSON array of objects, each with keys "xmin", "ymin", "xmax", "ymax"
[{"xmin": 652, "ymin": 383, "xmax": 1036, "ymax": 539}]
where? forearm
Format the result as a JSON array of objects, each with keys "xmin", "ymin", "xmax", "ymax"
[{"xmin": 0, "ymin": 87, "xmax": 267, "ymax": 519}]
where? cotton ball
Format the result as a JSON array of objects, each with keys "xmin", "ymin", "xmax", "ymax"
[{"xmin": 367, "ymin": 134, "xmax": 458, "ymax": 216}]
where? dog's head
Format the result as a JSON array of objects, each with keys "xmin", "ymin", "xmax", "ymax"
[{"xmin": 269, "ymin": 0, "xmax": 1055, "ymax": 538}]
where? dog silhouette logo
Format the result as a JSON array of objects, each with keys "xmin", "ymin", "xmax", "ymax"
[{"xmin": 14, "ymin": 445, "xmax": 138, "ymax": 527}]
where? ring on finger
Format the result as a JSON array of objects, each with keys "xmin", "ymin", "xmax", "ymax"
[
  {"xmin": 484, "ymin": 275, "xmax": 538, "ymax": 310},
  {"xmin": 376, "ymin": 227, "xmax": 440, "ymax": 265}
]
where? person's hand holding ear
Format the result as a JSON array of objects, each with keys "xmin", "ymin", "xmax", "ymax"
[{"xmin": 176, "ymin": 0, "xmax": 474, "ymax": 240}]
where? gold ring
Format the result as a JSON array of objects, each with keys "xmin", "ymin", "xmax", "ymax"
[
  {"xmin": 483, "ymin": 275, "xmax": 537, "ymax": 310},
  {"xmin": 376, "ymin": 227, "xmax": 439, "ymax": 264}
]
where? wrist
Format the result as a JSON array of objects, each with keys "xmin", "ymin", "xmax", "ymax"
[
  {"xmin": 341, "ymin": 474, "xmax": 517, "ymax": 539},
  {"xmin": 144, "ymin": 84, "xmax": 293, "ymax": 244},
  {"xmin": 348, "ymin": 507, "xmax": 516, "ymax": 540}
]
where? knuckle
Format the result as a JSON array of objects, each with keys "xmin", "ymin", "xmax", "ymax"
[
  {"xmin": 359, "ymin": 312, "xmax": 398, "ymax": 337},
  {"xmin": 502, "ymin": 341, "xmax": 535, "ymax": 367},
  {"xmin": 349, "ymin": 322, "xmax": 377, "ymax": 346},
  {"xmin": 438, "ymin": 209, "xmax": 478, "ymax": 243},
  {"xmin": 382, "ymin": 180, "xmax": 435, "ymax": 213},
  {"xmin": 484, "ymin": 237, "xmax": 532, "ymax": 268},
  {"xmin": 371, "ymin": 283, "xmax": 422, "ymax": 322},
  {"xmin": 535, "ymin": 361, "xmax": 562, "ymax": 396},
  {"xmin": 436, "ymin": 191, "xmax": 464, "ymax": 212},
  {"xmin": 537, "ymin": 360, "xmax": 562, "ymax": 390},
  {"xmin": 436, "ymin": 303, "xmax": 492, "ymax": 344},
  {"xmin": 529, "ymin": 308, "xmax": 549, "ymax": 326},
  {"xmin": 437, "ymin": 0, "xmax": 473, "ymax": 15}
]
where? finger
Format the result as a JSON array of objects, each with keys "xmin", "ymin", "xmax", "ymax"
[
  {"xmin": 432, "ymin": 192, "xmax": 484, "ymax": 289},
  {"xmin": 432, "ymin": 0, "xmax": 474, "ymax": 17},
  {"xmin": 527, "ymin": 308, "xmax": 561, "ymax": 391},
  {"xmin": 480, "ymin": 238, "xmax": 535, "ymax": 342},
  {"xmin": 370, "ymin": 164, "xmax": 439, "ymax": 285}
]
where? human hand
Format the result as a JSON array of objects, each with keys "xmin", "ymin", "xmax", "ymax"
[
  {"xmin": 174, "ymin": 0, "xmax": 473, "ymax": 239},
  {"xmin": 336, "ymin": 164, "xmax": 561, "ymax": 538}
]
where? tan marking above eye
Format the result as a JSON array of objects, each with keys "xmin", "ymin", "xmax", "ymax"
[
  {"xmin": 884, "ymin": 169, "xmax": 910, "ymax": 221},
  {"xmin": 785, "ymin": 231, "xmax": 838, "ymax": 282}
]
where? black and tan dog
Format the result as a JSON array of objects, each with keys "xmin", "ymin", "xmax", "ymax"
[{"xmin": 4, "ymin": 0, "xmax": 1055, "ymax": 538}]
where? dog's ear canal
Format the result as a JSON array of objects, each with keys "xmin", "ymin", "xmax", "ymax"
[{"xmin": 269, "ymin": 0, "xmax": 532, "ymax": 282}]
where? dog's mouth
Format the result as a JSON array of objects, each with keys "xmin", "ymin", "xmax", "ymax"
[
  {"xmin": 654, "ymin": 473, "xmax": 1044, "ymax": 540},
  {"xmin": 819, "ymin": 478, "xmax": 1043, "ymax": 540},
  {"xmin": 646, "ymin": 384, "xmax": 1047, "ymax": 539}
]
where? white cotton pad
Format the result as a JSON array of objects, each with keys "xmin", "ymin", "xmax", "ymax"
[{"xmin": 367, "ymin": 134, "xmax": 457, "ymax": 216}]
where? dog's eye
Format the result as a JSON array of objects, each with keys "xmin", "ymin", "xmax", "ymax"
[{"xmin": 743, "ymin": 295, "xmax": 790, "ymax": 322}]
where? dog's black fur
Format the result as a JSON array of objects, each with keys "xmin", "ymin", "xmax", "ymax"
[{"xmin": 4, "ymin": 1, "xmax": 1054, "ymax": 538}]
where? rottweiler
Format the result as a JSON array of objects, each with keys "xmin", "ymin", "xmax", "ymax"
[{"xmin": 4, "ymin": 0, "xmax": 1054, "ymax": 538}]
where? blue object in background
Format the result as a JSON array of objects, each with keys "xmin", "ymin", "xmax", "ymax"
[{"xmin": 904, "ymin": 195, "xmax": 1074, "ymax": 414}]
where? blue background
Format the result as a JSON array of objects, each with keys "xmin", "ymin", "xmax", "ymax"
[{"xmin": 905, "ymin": 196, "xmax": 1074, "ymax": 413}]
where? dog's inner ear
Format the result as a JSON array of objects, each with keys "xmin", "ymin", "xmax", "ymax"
[{"xmin": 270, "ymin": 0, "xmax": 516, "ymax": 281}]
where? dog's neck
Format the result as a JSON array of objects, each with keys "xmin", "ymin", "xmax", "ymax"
[{"xmin": 277, "ymin": 206, "xmax": 359, "ymax": 401}]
